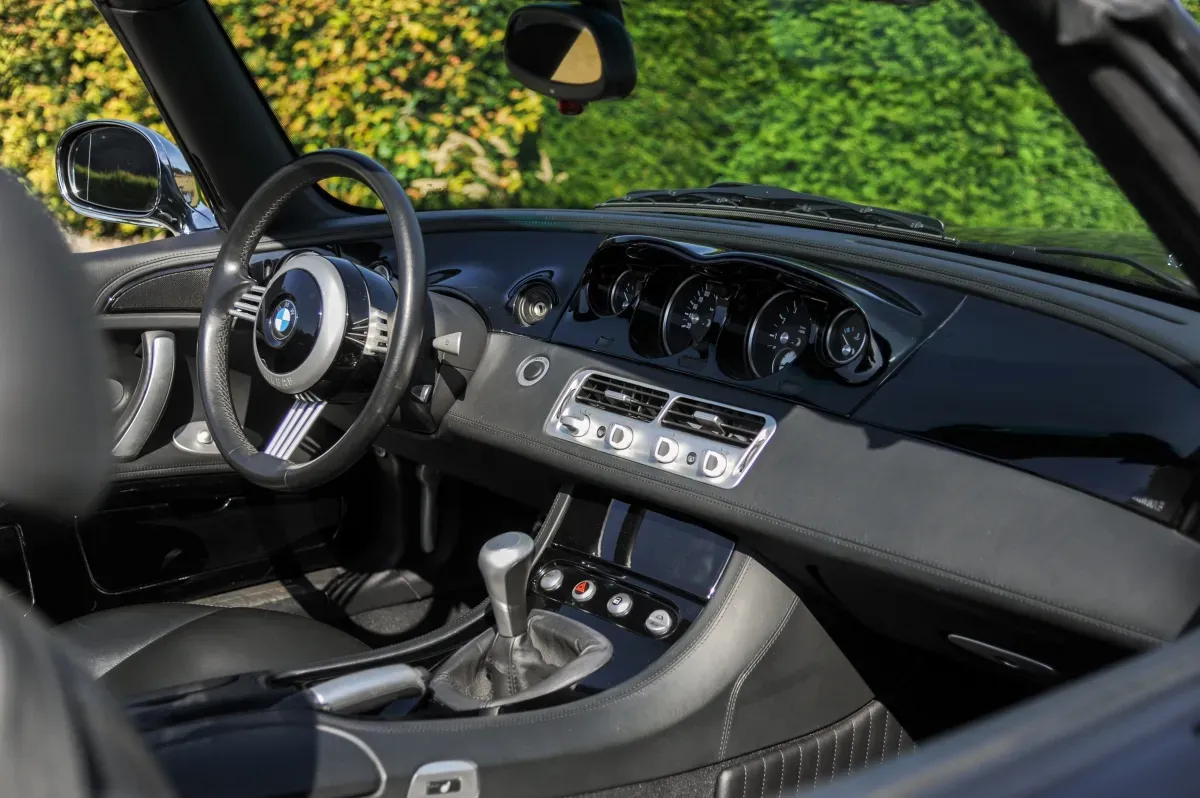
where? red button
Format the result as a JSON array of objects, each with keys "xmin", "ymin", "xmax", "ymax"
[{"xmin": 572, "ymin": 580, "xmax": 596, "ymax": 601}]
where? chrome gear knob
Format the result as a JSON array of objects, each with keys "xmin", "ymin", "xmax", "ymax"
[{"xmin": 478, "ymin": 531, "xmax": 536, "ymax": 638}]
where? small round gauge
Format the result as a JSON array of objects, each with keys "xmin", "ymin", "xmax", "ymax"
[
  {"xmin": 823, "ymin": 307, "xmax": 870, "ymax": 366},
  {"xmin": 662, "ymin": 275, "xmax": 719, "ymax": 354},
  {"xmin": 609, "ymin": 269, "xmax": 641, "ymax": 315},
  {"xmin": 747, "ymin": 291, "xmax": 812, "ymax": 377}
]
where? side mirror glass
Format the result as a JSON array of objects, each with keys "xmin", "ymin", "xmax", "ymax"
[
  {"xmin": 504, "ymin": 2, "xmax": 637, "ymax": 105},
  {"xmin": 56, "ymin": 121, "xmax": 216, "ymax": 235}
]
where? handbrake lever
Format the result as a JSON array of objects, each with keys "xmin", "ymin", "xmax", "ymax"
[{"xmin": 303, "ymin": 663, "xmax": 428, "ymax": 715}]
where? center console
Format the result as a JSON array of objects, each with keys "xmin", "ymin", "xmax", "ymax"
[{"xmin": 133, "ymin": 487, "xmax": 911, "ymax": 798}]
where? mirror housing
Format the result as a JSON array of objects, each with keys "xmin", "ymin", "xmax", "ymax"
[
  {"xmin": 504, "ymin": 2, "xmax": 636, "ymax": 104},
  {"xmin": 56, "ymin": 120, "xmax": 217, "ymax": 235}
]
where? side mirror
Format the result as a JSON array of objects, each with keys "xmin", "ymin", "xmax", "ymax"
[
  {"xmin": 504, "ymin": 2, "xmax": 636, "ymax": 106},
  {"xmin": 56, "ymin": 120, "xmax": 216, "ymax": 235}
]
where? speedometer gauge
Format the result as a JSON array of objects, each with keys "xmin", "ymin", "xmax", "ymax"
[
  {"xmin": 747, "ymin": 291, "xmax": 811, "ymax": 377},
  {"xmin": 661, "ymin": 275, "xmax": 718, "ymax": 354}
]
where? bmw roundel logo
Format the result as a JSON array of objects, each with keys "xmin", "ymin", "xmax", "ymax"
[{"xmin": 269, "ymin": 298, "xmax": 298, "ymax": 341}]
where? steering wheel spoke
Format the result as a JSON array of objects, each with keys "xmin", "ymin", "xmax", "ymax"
[
  {"xmin": 263, "ymin": 394, "xmax": 327, "ymax": 461},
  {"xmin": 230, "ymin": 284, "xmax": 266, "ymax": 323}
]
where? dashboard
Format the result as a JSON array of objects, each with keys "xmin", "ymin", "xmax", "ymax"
[{"xmin": 92, "ymin": 211, "xmax": 1200, "ymax": 669}]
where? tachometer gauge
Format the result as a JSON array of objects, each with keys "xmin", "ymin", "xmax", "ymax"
[
  {"xmin": 747, "ymin": 291, "xmax": 811, "ymax": 377},
  {"xmin": 609, "ymin": 269, "xmax": 641, "ymax": 315},
  {"xmin": 662, "ymin": 275, "xmax": 719, "ymax": 354},
  {"xmin": 823, "ymin": 307, "xmax": 869, "ymax": 365}
]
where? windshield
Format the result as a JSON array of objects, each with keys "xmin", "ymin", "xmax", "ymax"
[{"xmin": 214, "ymin": 0, "xmax": 1195, "ymax": 292}]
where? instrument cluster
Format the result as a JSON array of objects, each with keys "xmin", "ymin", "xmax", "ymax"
[{"xmin": 576, "ymin": 244, "xmax": 884, "ymax": 386}]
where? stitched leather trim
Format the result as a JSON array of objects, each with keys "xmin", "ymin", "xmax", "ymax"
[
  {"xmin": 719, "ymin": 597, "xmax": 800, "ymax": 758},
  {"xmin": 443, "ymin": 410, "xmax": 1164, "ymax": 645}
]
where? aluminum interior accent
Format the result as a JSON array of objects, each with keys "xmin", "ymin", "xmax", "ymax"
[
  {"xmin": 304, "ymin": 664, "xmax": 426, "ymax": 714},
  {"xmin": 263, "ymin": 395, "xmax": 327, "ymax": 461},
  {"xmin": 517, "ymin": 355, "xmax": 551, "ymax": 386},
  {"xmin": 406, "ymin": 761, "xmax": 480, "ymax": 798},
  {"xmin": 112, "ymin": 331, "xmax": 175, "ymax": 461},
  {"xmin": 361, "ymin": 306, "xmax": 391, "ymax": 356},
  {"xmin": 253, "ymin": 252, "xmax": 348, "ymax": 394},
  {"xmin": 544, "ymin": 369, "xmax": 776, "ymax": 489},
  {"xmin": 229, "ymin": 284, "xmax": 266, "ymax": 323},
  {"xmin": 171, "ymin": 420, "xmax": 220, "ymax": 456}
]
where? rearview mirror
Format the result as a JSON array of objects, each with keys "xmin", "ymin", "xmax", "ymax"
[
  {"xmin": 56, "ymin": 120, "xmax": 216, "ymax": 235},
  {"xmin": 504, "ymin": 2, "xmax": 637, "ymax": 105}
]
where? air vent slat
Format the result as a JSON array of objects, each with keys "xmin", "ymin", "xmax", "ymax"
[
  {"xmin": 661, "ymin": 398, "xmax": 766, "ymax": 448},
  {"xmin": 574, "ymin": 375, "xmax": 668, "ymax": 421}
]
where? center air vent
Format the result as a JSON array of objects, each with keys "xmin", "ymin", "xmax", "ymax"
[
  {"xmin": 661, "ymin": 398, "xmax": 767, "ymax": 448},
  {"xmin": 575, "ymin": 374, "xmax": 668, "ymax": 421}
]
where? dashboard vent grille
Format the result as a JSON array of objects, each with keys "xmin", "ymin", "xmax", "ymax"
[
  {"xmin": 575, "ymin": 374, "xmax": 668, "ymax": 421},
  {"xmin": 661, "ymin": 398, "xmax": 766, "ymax": 448}
]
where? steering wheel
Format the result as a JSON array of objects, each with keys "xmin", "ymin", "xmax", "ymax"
[{"xmin": 198, "ymin": 150, "xmax": 425, "ymax": 491}]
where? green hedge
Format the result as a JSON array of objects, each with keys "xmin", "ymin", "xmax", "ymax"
[{"xmin": 2, "ymin": 0, "xmax": 1199, "ymax": 242}]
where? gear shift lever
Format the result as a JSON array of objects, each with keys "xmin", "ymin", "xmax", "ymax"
[
  {"xmin": 430, "ymin": 531, "xmax": 612, "ymax": 710},
  {"xmin": 478, "ymin": 531, "xmax": 535, "ymax": 638}
]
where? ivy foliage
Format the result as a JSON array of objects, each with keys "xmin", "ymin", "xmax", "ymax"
[{"xmin": 2, "ymin": 0, "xmax": 1199, "ymax": 245}]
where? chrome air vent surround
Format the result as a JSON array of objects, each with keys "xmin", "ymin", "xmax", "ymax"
[
  {"xmin": 574, "ymin": 373, "xmax": 669, "ymax": 421},
  {"xmin": 661, "ymin": 397, "xmax": 766, "ymax": 447},
  {"xmin": 545, "ymin": 369, "xmax": 776, "ymax": 489}
]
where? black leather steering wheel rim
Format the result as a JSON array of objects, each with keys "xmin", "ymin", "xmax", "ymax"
[{"xmin": 198, "ymin": 149, "xmax": 425, "ymax": 491}]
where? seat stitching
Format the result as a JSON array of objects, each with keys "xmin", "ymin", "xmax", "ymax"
[
  {"xmin": 849, "ymin": 715, "xmax": 856, "ymax": 772},
  {"xmin": 881, "ymin": 713, "xmax": 889, "ymax": 764},
  {"xmin": 719, "ymin": 596, "xmax": 799, "ymax": 758}
]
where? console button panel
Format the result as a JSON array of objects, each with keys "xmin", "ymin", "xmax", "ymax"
[
  {"xmin": 532, "ymin": 560, "xmax": 682, "ymax": 640},
  {"xmin": 544, "ymin": 369, "xmax": 776, "ymax": 489}
]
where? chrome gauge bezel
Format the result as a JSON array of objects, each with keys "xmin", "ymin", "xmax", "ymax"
[
  {"xmin": 822, "ymin": 306, "xmax": 870, "ymax": 366},
  {"xmin": 660, "ymin": 273, "xmax": 719, "ymax": 355},
  {"xmin": 609, "ymin": 269, "xmax": 640, "ymax": 316},
  {"xmin": 746, "ymin": 289, "xmax": 813, "ymax": 379}
]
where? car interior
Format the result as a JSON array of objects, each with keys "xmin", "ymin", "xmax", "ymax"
[{"xmin": 4, "ymin": 0, "xmax": 1200, "ymax": 796}]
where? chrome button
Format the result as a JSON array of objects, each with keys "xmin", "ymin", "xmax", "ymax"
[{"xmin": 608, "ymin": 424, "xmax": 633, "ymax": 450}]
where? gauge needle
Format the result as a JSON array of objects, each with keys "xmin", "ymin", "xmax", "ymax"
[{"xmin": 842, "ymin": 333, "xmax": 850, "ymax": 347}]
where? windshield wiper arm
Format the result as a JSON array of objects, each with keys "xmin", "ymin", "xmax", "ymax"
[{"xmin": 597, "ymin": 182, "xmax": 947, "ymax": 238}]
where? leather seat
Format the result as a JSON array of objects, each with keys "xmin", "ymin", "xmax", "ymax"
[{"xmin": 58, "ymin": 603, "xmax": 369, "ymax": 698}]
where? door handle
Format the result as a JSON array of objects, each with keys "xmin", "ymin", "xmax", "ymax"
[{"xmin": 112, "ymin": 331, "xmax": 175, "ymax": 461}]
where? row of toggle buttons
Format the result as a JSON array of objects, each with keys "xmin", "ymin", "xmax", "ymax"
[{"xmin": 558, "ymin": 413, "xmax": 728, "ymax": 479}]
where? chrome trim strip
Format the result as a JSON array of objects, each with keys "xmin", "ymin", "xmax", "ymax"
[
  {"xmin": 264, "ymin": 398, "xmax": 326, "ymax": 460},
  {"xmin": 254, "ymin": 252, "xmax": 348, "ymax": 394},
  {"xmin": 112, "ymin": 332, "xmax": 175, "ymax": 461}
]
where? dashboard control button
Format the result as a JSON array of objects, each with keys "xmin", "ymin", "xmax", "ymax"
[
  {"xmin": 686, "ymin": 452, "xmax": 697, "ymax": 465},
  {"xmin": 607, "ymin": 593, "xmax": 633, "ymax": 617},
  {"xmin": 596, "ymin": 425, "xmax": 606, "ymax": 438},
  {"xmin": 559, "ymin": 414, "xmax": 589, "ymax": 437},
  {"xmin": 539, "ymin": 568, "xmax": 564, "ymax": 592},
  {"xmin": 517, "ymin": 355, "xmax": 550, "ymax": 386},
  {"xmin": 571, "ymin": 580, "xmax": 596, "ymax": 602},
  {"xmin": 608, "ymin": 424, "xmax": 633, "ymax": 450},
  {"xmin": 701, "ymin": 450, "xmax": 728, "ymax": 478},
  {"xmin": 653, "ymin": 437, "xmax": 679, "ymax": 463},
  {"xmin": 645, "ymin": 609, "xmax": 673, "ymax": 637}
]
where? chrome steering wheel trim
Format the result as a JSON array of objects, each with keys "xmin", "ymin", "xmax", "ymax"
[{"xmin": 252, "ymin": 252, "xmax": 349, "ymax": 395}]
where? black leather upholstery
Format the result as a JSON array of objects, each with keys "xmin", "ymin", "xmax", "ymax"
[
  {"xmin": 714, "ymin": 701, "xmax": 915, "ymax": 797},
  {"xmin": 58, "ymin": 604, "xmax": 369, "ymax": 698}
]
